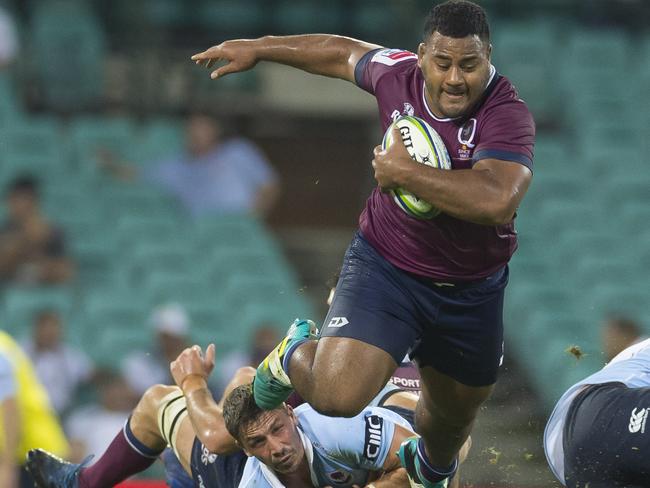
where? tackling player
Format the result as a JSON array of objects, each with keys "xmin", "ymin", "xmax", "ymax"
[
  {"xmin": 545, "ymin": 338, "xmax": 650, "ymax": 487},
  {"xmin": 25, "ymin": 341, "xmax": 470, "ymax": 487},
  {"xmin": 192, "ymin": 1, "xmax": 534, "ymax": 486}
]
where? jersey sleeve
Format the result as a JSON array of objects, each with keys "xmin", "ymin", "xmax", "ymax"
[
  {"xmin": 473, "ymin": 99, "xmax": 536, "ymax": 171},
  {"xmin": 355, "ymin": 48, "xmax": 418, "ymax": 95},
  {"xmin": 310, "ymin": 406, "xmax": 411, "ymax": 470}
]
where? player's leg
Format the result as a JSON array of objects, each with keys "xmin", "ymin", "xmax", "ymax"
[
  {"xmin": 563, "ymin": 382, "xmax": 650, "ymax": 487},
  {"xmin": 399, "ymin": 266, "xmax": 508, "ymax": 487},
  {"xmin": 26, "ymin": 385, "xmax": 194, "ymax": 488},
  {"xmin": 254, "ymin": 232, "xmax": 419, "ymax": 416}
]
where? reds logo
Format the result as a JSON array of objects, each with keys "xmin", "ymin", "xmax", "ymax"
[{"xmin": 457, "ymin": 118, "xmax": 477, "ymax": 160}]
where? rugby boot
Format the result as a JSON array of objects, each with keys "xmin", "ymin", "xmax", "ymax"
[
  {"xmin": 26, "ymin": 448, "xmax": 93, "ymax": 488},
  {"xmin": 254, "ymin": 318, "xmax": 318, "ymax": 409},
  {"xmin": 398, "ymin": 437, "xmax": 454, "ymax": 488}
]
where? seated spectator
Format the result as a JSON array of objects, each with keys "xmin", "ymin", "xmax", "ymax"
[
  {"xmin": 101, "ymin": 113, "xmax": 280, "ymax": 218},
  {"xmin": 65, "ymin": 369, "xmax": 137, "ymax": 464},
  {"xmin": 0, "ymin": 176, "xmax": 74, "ymax": 284},
  {"xmin": 21, "ymin": 310, "xmax": 94, "ymax": 416},
  {"xmin": 0, "ymin": 329, "xmax": 68, "ymax": 488},
  {"xmin": 602, "ymin": 314, "xmax": 646, "ymax": 362},
  {"xmin": 121, "ymin": 303, "xmax": 190, "ymax": 395}
]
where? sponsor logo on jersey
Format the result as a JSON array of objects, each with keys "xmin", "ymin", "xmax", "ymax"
[
  {"xmin": 372, "ymin": 49, "xmax": 417, "ymax": 66},
  {"xmin": 197, "ymin": 474, "xmax": 206, "ymax": 488},
  {"xmin": 457, "ymin": 118, "xmax": 477, "ymax": 160},
  {"xmin": 200, "ymin": 444, "xmax": 217, "ymax": 465},
  {"xmin": 629, "ymin": 407, "xmax": 648, "ymax": 433},
  {"xmin": 403, "ymin": 102, "xmax": 415, "ymax": 116},
  {"xmin": 389, "ymin": 376, "xmax": 421, "ymax": 390},
  {"xmin": 364, "ymin": 415, "xmax": 384, "ymax": 460},
  {"xmin": 327, "ymin": 316, "xmax": 349, "ymax": 328}
]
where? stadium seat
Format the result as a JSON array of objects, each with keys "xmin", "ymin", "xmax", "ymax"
[
  {"xmin": 68, "ymin": 116, "xmax": 137, "ymax": 170},
  {"xmin": 195, "ymin": 0, "xmax": 266, "ymax": 35},
  {"xmin": 274, "ymin": 0, "xmax": 344, "ymax": 35},
  {"xmin": 29, "ymin": 0, "xmax": 106, "ymax": 111},
  {"xmin": 1, "ymin": 286, "xmax": 75, "ymax": 339}
]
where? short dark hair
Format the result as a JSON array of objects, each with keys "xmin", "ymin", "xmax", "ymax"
[
  {"xmin": 424, "ymin": 0, "xmax": 490, "ymax": 43},
  {"xmin": 6, "ymin": 174, "xmax": 39, "ymax": 198},
  {"xmin": 222, "ymin": 383, "xmax": 268, "ymax": 442}
]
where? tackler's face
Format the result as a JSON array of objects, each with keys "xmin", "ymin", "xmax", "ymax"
[
  {"xmin": 418, "ymin": 32, "xmax": 492, "ymax": 119},
  {"xmin": 240, "ymin": 406, "xmax": 305, "ymax": 475}
]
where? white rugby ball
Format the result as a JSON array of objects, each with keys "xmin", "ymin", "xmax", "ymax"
[{"xmin": 382, "ymin": 115, "xmax": 452, "ymax": 219}]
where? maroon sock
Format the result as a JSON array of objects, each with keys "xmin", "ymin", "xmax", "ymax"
[{"xmin": 78, "ymin": 417, "xmax": 164, "ymax": 488}]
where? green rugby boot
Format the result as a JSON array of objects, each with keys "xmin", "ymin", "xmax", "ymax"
[
  {"xmin": 398, "ymin": 437, "xmax": 454, "ymax": 488},
  {"xmin": 253, "ymin": 318, "xmax": 318, "ymax": 409}
]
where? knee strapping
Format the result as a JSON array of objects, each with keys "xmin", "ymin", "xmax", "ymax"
[{"xmin": 156, "ymin": 387, "xmax": 189, "ymax": 461}]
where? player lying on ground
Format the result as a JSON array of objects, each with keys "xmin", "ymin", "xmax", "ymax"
[
  {"xmin": 545, "ymin": 338, "xmax": 650, "ymax": 488},
  {"xmin": 26, "ymin": 340, "xmax": 470, "ymax": 488},
  {"xmin": 192, "ymin": 1, "xmax": 534, "ymax": 486}
]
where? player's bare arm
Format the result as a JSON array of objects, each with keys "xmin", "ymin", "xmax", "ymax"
[
  {"xmin": 170, "ymin": 344, "xmax": 237, "ymax": 454},
  {"xmin": 191, "ymin": 35, "xmax": 381, "ymax": 83},
  {"xmin": 372, "ymin": 126, "xmax": 532, "ymax": 226}
]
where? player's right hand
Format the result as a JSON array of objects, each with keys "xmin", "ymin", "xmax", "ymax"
[
  {"xmin": 170, "ymin": 344, "xmax": 216, "ymax": 390},
  {"xmin": 191, "ymin": 40, "xmax": 259, "ymax": 79}
]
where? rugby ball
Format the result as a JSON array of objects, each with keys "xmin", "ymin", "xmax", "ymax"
[{"xmin": 382, "ymin": 116, "xmax": 452, "ymax": 219}]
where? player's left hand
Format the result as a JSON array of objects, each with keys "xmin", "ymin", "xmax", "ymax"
[
  {"xmin": 372, "ymin": 125, "xmax": 414, "ymax": 191},
  {"xmin": 170, "ymin": 344, "xmax": 216, "ymax": 390}
]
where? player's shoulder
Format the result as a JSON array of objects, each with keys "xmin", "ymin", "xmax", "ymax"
[{"xmin": 481, "ymin": 71, "xmax": 532, "ymax": 115}]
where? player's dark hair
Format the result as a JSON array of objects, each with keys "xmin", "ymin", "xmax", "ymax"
[
  {"xmin": 6, "ymin": 174, "xmax": 39, "ymax": 198},
  {"xmin": 223, "ymin": 383, "xmax": 276, "ymax": 442},
  {"xmin": 424, "ymin": 0, "xmax": 490, "ymax": 43}
]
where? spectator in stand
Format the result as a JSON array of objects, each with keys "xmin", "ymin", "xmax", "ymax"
[
  {"xmin": 121, "ymin": 303, "xmax": 190, "ymax": 395},
  {"xmin": 0, "ymin": 329, "xmax": 68, "ymax": 488},
  {"xmin": 0, "ymin": 5, "xmax": 18, "ymax": 69},
  {"xmin": 65, "ymin": 369, "xmax": 137, "ymax": 464},
  {"xmin": 21, "ymin": 310, "xmax": 94, "ymax": 416},
  {"xmin": 602, "ymin": 314, "xmax": 645, "ymax": 363},
  {"xmin": 0, "ymin": 176, "xmax": 74, "ymax": 285},
  {"xmin": 101, "ymin": 113, "xmax": 280, "ymax": 219}
]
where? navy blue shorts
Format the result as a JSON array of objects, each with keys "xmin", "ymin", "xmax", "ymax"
[
  {"xmin": 563, "ymin": 382, "xmax": 650, "ymax": 488},
  {"xmin": 189, "ymin": 439, "xmax": 247, "ymax": 488},
  {"xmin": 321, "ymin": 232, "xmax": 508, "ymax": 387}
]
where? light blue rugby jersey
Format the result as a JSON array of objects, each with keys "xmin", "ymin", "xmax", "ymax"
[
  {"xmin": 237, "ymin": 403, "xmax": 413, "ymax": 487},
  {"xmin": 544, "ymin": 338, "xmax": 650, "ymax": 484}
]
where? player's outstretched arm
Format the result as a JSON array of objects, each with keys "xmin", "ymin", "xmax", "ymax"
[
  {"xmin": 191, "ymin": 35, "xmax": 381, "ymax": 83},
  {"xmin": 170, "ymin": 344, "xmax": 239, "ymax": 455}
]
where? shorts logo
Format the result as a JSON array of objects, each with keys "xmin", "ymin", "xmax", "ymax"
[
  {"xmin": 364, "ymin": 415, "xmax": 383, "ymax": 460},
  {"xmin": 629, "ymin": 407, "xmax": 648, "ymax": 433},
  {"xmin": 327, "ymin": 316, "xmax": 349, "ymax": 328},
  {"xmin": 200, "ymin": 444, "xmax": 217, "ymax": 465}
]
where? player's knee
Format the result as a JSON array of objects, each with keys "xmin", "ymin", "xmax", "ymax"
[
  {"xmin": 309, "ymin": 389, "xmax": 369, "ymax": 418},
  {"xmin": 140, "ymin": 384, "xmax": 181, "ymax": 415},
  {"xmin": 233, "ymin": 366, "xmax": 255, "ymax": 385}
]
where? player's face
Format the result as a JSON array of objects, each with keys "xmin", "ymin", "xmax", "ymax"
[
  {"xmin": 418, "ymin": 32, "xmax": 492, "ymax": 119},
  {"xmin": 240, "ymin": 407, "xmax": 304, "ymax": 474}
]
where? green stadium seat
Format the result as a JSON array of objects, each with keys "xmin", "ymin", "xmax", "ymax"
[
  {"xmin": 142, "ymin": 271, "xmax": 218, "ymax": 306},
  {"xmin": 562, "ymin": 29, "xmax": 629, "ymax": 74},
  {"xmin": 195, "ymin": 0, "xmax": 266, "ymax": 35},
  {"xmin": 68, "ymin": 116, "xmax": 137, "ymax": 169},
  {"xmin": 274, "ymin": 1, "xmax": 344, "ymax": 35},
  {"xmin": 87, "ymin": 326, "xmax": 150, "ymax": 367},
  {"xmin": 29, "ymin": 0, "xmax": 106, "ymax": 111},
  {"xmin": 137, "ymin": 118, "xmax": 184, "ymax": 165},
  {"xmin": 1, "ymin": 286, "xmax": 75, "ymax": 339}
]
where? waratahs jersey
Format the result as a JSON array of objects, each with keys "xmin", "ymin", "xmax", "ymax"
[
  {"xmin": 190, "ymin": 403, "xmax": 412, "ymax": 488},
  {"xmin": 355, "ymin": 48, "xmax": 535, "ymax": 281},
  {"xmin": 544, "ymin": 338, "xmax": 650, "ymax": 483}
]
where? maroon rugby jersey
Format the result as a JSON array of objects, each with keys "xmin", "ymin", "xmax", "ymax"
[{"xmin": 355, "ymin": 48, "xmax": 535, "ymax": 281}]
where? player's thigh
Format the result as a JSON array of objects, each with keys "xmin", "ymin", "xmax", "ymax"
[
  {"xmin": 564, "ymin": 383, "xmax": 650, "ymax": 487},
  {"xmin": 318, "ymin": 232, "xmax": 420, "ymax": 394},
  {"xmin": 171, "ymin": 416, "xmax": 196, "ymax": 474},
  {"xmin": 413, "ymin": 266, "xmax": 508, "ymax": 389}
]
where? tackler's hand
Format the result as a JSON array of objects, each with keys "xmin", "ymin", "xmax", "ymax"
[{"xmin": 191, "ymin": 39, "xmax": 259, "ymax": 79}]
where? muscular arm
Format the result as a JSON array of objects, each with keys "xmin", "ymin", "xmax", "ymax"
[
  {"xmin": 372, "ymin": 128, "xmax": 532, "ymax": 225},
  {"xmin": 192, "ymin": 35, "xmax": 381, "ymax": 83}
]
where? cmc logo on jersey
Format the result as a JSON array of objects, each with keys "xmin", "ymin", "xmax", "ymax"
[{"xmin": 364, "ymin": 415, "xmax": 384, "ymax": 460}]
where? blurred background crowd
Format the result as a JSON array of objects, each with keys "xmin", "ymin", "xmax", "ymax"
[{"xmin": 0, "ymin": 0, "xmax": 649, "ymax": 486}]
